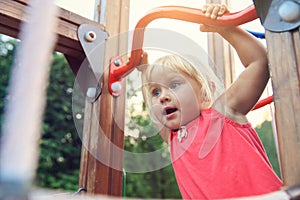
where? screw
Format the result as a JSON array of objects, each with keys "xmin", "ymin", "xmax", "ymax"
[
  {"xmin": 111, "ymin": 82, "xmax": 122, "ymax": 93},
  {"xmin": 114, "ymin": 59, "xmax": 120, "ymax": 67},
  {"xmin": 84, "ymin": 31, "xmax": 96, "ymax": 42},
  {"xmin": 86, "ymin": 87, "xmax": 97, "ymax": 99}
]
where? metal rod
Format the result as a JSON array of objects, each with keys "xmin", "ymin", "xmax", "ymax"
[{"xmin": 0, "ymin": 0, "xmax": 59, "ymax": 198}]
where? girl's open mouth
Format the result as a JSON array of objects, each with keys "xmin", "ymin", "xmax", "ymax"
[{"xmin": 164, "ymin": 107, "xmax": 178, "ymax": 115}]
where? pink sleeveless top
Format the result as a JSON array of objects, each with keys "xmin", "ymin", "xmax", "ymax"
[{"xmin": 170, "ymin": 108, "xmax": 282, "ymax": 199}]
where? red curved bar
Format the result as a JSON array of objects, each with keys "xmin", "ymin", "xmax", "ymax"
[
  {"xmin": 252, "ymin": 96, "xmax": 273, "ymax": 110},
  {"xmin": 111, "ymin": 4, "xmax": 258, "ymax": 80},
  {"xmin": 109, "ymin": 5, "xmax": 273, "ymax": 109}
]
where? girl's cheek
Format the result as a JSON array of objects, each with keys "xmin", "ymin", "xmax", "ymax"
[
  {"xmin": 151, "ymin": 97, "xmax": 160, "ymax": 104},
  {"xmin": 149, "ymin": 104, "xmax": 163, "ymax": 123}
]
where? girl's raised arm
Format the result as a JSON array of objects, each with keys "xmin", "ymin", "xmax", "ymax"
[{"xmin": 201, "ymin": 4, "xmax": 269, "ymax": 117}]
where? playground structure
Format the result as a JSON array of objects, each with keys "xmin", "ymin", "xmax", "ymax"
[{"xmin": 0, "ymin": 0, "xmax": 300, "ymax": 199}]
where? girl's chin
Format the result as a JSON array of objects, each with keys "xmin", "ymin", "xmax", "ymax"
[
  {"xmin": 165, "ymin": 123, "xmax": 182, "ymax": 130},
  {"xmin": 162, "ymin": 118, "xmax": 184, "ymax": 130}
]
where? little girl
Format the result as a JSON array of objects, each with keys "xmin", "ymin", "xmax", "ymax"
[{"xmin": 138, "ymin": 4, "xmax": 283, "ymax": 199}]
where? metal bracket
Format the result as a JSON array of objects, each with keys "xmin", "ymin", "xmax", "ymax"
[
  {"xmin": 109, "ymin": 56, "xmax": 126, "ymax": 96},
  {"xmin": 254, "ymin": 0, "xmax": 300, "ymax": 32},
  {"xmin": 77, "ymin": 24, "xmax": 108, "ymax": 102},
  {"xmin": 73, "ymin": 187, "xmax": 87, "ymax": 196}
]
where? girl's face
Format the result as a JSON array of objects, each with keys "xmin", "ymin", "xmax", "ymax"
[{"xmin": 147, "ymin": 67, "xmax": 205, "ymax": 130}]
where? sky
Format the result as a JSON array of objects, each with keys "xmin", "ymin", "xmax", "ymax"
[{"xmin": 54, "ymin": 0, "xmax": 273, "ymax": 127}]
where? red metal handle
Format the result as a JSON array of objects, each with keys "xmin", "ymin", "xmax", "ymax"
[
  {"xmin": 252, "ymin": 95, "xmax": 273, "ymax": 110},
  {"xmin": 109, "ymin": 5, "xmax": 273, "ymax": 109},
  {"xmin": 112, "ymin": 4, "xmax": 258, "ymax": 80}
]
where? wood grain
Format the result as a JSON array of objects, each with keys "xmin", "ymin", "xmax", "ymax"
[{"xmin": 266, "ymin": 29, "xmax": 300, "ymax": 186}]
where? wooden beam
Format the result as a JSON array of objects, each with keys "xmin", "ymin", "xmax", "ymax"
[
  {"xmin": 0, "ymin": 0, "xmax": 105, "ymax": 95},
  {"xmin": 79, "ymin": 0, "xmax": 130, "ymax": 197},
  {"xmin": 266, "ymin": 28, "xmax": 300, "ymax": 186},
  {"xmin": 0, "ymin": 0, "xmax": 105, "ymax": 60}
]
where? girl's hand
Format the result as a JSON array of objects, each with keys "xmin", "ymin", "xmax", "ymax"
[
  {"xmin": 202, "ymin": 4, "xmax": 228, "ymax": 19},
  {"xmin": 136, "ymin": 51, "xmax": 148, "ymax": 73},
  {"xmin": 200, "ymin": 4, "xmax": 229, "ymax": 32}
]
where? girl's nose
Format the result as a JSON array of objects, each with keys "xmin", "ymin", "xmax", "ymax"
[{"xmin": 159, "ymin": 89, "xmax": 172, "ymax": 104}]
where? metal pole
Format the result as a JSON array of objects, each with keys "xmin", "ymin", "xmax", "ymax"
[{"xmin": 0, "ymin": 0, "xmax": 59, "ymax": 198}]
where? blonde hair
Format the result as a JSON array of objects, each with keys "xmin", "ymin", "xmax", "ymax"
[{"xmin": 142, "ymin": 54, "xmax": 213, "ymax": 108}]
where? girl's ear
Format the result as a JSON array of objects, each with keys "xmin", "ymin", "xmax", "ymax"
[{"xmin": 200, "ymin": 81, "xmax": 215, "ymax": 108}]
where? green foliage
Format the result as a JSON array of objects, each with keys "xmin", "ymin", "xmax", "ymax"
[
  {"xmin": 124, "ymin": 131, "xmax": 181, "ymax": 198},
  {"xmin": 255, "ymin": 121, "xmax": 281, "ymax": 178},
  {"xmin": 0, "ymin": 36, "xmax": 16, "ymax": 136},
  {"xmin": 124, "ymin": 138, "xmax": 181, "ymax": 199},
  {"xmin": 37, "ymin": 52, "xmax": 81, "ymax": 191},
  {"xmin": 124, "ymin": 82, "xmax": 182, "ymax": 199},
  {"xmin": 0, "ymin": 36, "xmax": 81, "ymax": 191}
]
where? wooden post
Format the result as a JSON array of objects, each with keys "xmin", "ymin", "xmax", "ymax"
[
  {"xmin": 253, "ymin": 0, "xmax": 300, "ymax": 186},
  {"xmin": 78, "ymin": 0, "xmax": 130, "ymax": 197},
  {"xmin": 265, "ymin": 29, "xmax": 300, "ymax": 186}
]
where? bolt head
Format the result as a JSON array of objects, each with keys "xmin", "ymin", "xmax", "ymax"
[
  {"xmin": 279, "ymin": 1, "xmax": 300, "ymax": 22},
  {"xmin": 84, "ymin": 31, "xmax": 97, "ymax": 42},
  {"xmin": 86, "ymin": 87, "xmax": 97, "ymax": 98},
  {"xmin": 111, "ymin": 82, "xmax": 122, "ymax": 93},
  {"xmin": 114, "ymin": 59, "xmax": 120, "ymax": 67}
]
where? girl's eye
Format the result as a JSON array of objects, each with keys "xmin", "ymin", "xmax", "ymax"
[
  {"xmin": 170, "ymin": 82, "xmax": 180, "ymax": 90},
  {"xmin": 151, "ymin": 88, "xmax": 161, "ymax": 97}
]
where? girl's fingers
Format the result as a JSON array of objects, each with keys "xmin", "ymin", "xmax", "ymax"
[
  {"xmin": 202, "ymin": 4, "xmax": 209, "ymax": 13},
  {"xmin": 204, "ymin": 5, "xmax": 215, "ymax": 18},
  {"xmin": 217, "ymin": 4, "xmax": 228, "ymax": 16},
  {"xmin": 136, "ymin": 52, "xmax": 149, "ymax": 72},
  {"xmin": 211, "ymin": 6, "xmax": 221, "ymax": 19},
  {"xmin": 202, "ymin": 4, "xmax": 228, "ymax": 19},
  {"xmin": 140, "ymin": 52, "xmax": 148, "ymax": 64}
]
